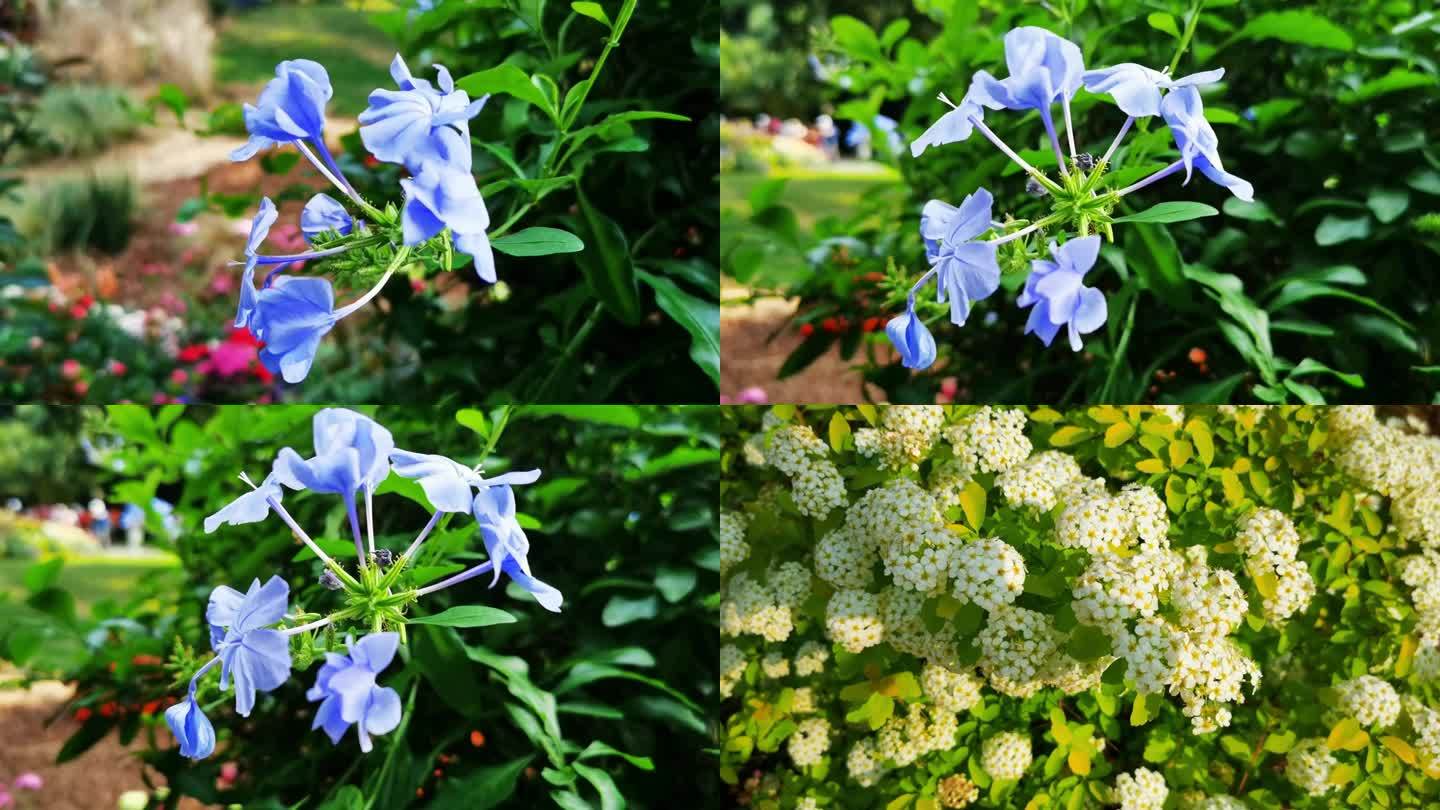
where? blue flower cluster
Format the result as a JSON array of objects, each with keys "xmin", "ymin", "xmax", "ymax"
[
  {"xmin": 889, "ymin": 26, "xmax": 1253, "ymax": 370},
  {"xmin": 167, "ymin": 408, "xmax": 561, "ymax": 760},
  {"xmin": 228, "ymin": 56, "xmax": 493, "ymax": 383}
]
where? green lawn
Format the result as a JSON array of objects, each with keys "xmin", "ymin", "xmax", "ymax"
[
  {"xmin": 216, "ymin": 1, "xmax": 398, "ymax": 116},
  {"xmin": 0, "ymin": 554, "xmax": 179, "ymax": 615}
]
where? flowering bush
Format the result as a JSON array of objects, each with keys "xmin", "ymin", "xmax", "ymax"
[
  {"xmin": 720, "ymin": 404, "xmax": 1440, "ymax": 808},
  {"xmin": 725, "ymin": 1, "xmax": 1440, "ymax": 403},
  {"xmin": 1, "ymin": 404, "xmax": 718, "ymax": 808}
]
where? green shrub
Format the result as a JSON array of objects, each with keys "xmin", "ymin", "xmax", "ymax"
[
  {"xmin": 25, "ymin": 173, "xmax": 136, "ymax": 254},
  {"xmin": 28, "ymin": 84, "xmax": 144, "ymax": 158}
]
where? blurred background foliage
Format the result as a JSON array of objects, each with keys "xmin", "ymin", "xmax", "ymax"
[
  {"xmin": 0, "ymin": 404, "xmax": 720, "ymax": 809},
  {"xmin": 721, "ymin": 0, "xmax": 1440, "ymax": 404}
]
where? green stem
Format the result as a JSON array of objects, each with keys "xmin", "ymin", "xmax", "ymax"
[
  {"xmin": 362, "ymin": 682, "xmax": 419, "ymax": 810},
  {"xmin": 490, "ymin": 203, "xmax": 534, "ymax": 239},
  {"xmin": 1100, "ymin": 294, "xmax": 1138, "ymax": 400},
  {"xmin": 533, "ymin": 302, "xmax": 605, "ymax": 400},
  {"xmin": 1168, "ymin": 0, "xmax": 1208, "ymax": 75}
]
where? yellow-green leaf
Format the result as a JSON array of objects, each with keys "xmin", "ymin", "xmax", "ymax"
[
  {"xmin": 1136, "ymin": 458, "xmax": 1167, "ymax": 474},
  {"xmin": 1050, "ymin": 707, "xmax": 1072, "ymax": 743},
  {"xmin": 1130, "ymin": 693, "xmax": 1153, "ymax": 726},
  {"xmin": 856, "ymin": 404, "xmax": 878, "ymax": 425},
  {"xmin": 1221, "ymin": 470, "xmax": 1245, "ymax": 504},
  {"xmin": 1254, "ymin": 571, "xmax": 1279, "ymax": 599},
  {"xmin": 1249, "ymin": 468, "xmax": 1271, "ymax": 497},
  {"xmin": 960, "ymin": 481, "xmax": 987, "ymax": 531},
  {"xmin": 1168, "ymin": 439, "xmax": 1193, "ymax": 468},
  {"xmin": 916, "ymin": 799, "xmax": 939, "ymax": 810},
  {"xmin": 886, "ymin": 794, "xmax": 915, "ymax": 810},
  {"xmin": 1381, "ymin": 735, "xmax": 1418, "ymax": 766},
  {"xmin": 1089, "ymin": 405, "xmax": 1126, "ymax": 423},
  {"xmin": 1104, "ymin": 422, "xmax": 1136, "ymax": 447},
  {"xmin": 1327, "ymin": 717, "xmax": 1370, "ymax": 752},
  {"xmin": 1187, "ymin": 420, "xmax": 1215, "ymax": 466},
  {"xmin": 1329, "ymin": 761, "xmax": 1359, "ymax": 785},
  {"xmin": 1067, "ymin": 745, "xmax": 1092, "ymax": 775},
  {"xmin": 1397, "ymin": 635, "xmax": 1418, "ymax": 678},
  {"xmin": 1051, "ymin": 426, "xmax": 1093, "ymax": 447},
  {"xmin": 828, "ymin": 412, "xmax": 852, "ymax": 452},
  {"xmin": 1030, "ymin": 407, "xmax": 1063, "ymax": 423}
]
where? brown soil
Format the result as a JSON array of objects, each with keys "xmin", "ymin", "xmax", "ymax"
[
  {"xmin": 0, "ymin": 680, "xmax": 205, "ymax": 810},
  {"xmin": 720, "ymin": 294, "xmax": 882, "ymax": 404}
]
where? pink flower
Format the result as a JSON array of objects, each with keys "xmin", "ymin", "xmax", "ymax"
[
  {"xmin": 0, "ymin": 789, "xmax": 13, "ymax": 808},
  {"xmin": 27, "ymin": 336, "xmax": 41, "ymax": 350},
  {"xmin": 73, "ymin": 380, "xmax": 89, "ymax": 396},
  {"xmin": 61, "ymin": 359, "xmax": 81, "ymax": 379},
  {"xmin": 12, "ymin": 773, "xmax": 41, "ymax": 791},
  {"xmin": 169, "ymin": 368, "xmax": 189, "ymax": 385},
  {"xmin": 203, "ymin": 338, "xmax": 258, "ymax": 377},
  {"xmin": 107, "ymin": 360, "xmax": 127, "ymax": 375},
  {"xmin": 152, "ymin": 392, "xmax": 170, "ymax": 404},
  {"xmin": 169, "ymin": 221, "xmax": 199, "ymax": 237},
  {"xmin": 219, "ymin": 762, "xmax": 239, "ymax": 783},
  {"xmin": 735, "ymin": 386, "xmax": 767, "ymax": 404},
  {"xmin": 940, "ymin": 377, "xmax": 959, "ymax": 397}
]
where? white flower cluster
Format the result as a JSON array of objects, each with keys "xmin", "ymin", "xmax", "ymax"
[
  {"xmin": 1055, "ymin": 494, "xmax": 1130, "ymax": 555},
  {"xmin": 997, "ymin": 450, "xmax": 1082, "ymax": 511},
  {"xmin": 1113, "ymin": 618, "xmax": 1179, "ymax": 695},
  {"xmin": 880, "ymin": 587, "xmax": 961, "ymax": 668},
  {"xmin": 1284, "ymin": 738, "xmax": 1335, "ymax": 796},
  {"xmin": 826, "ymin": 589, "xmax": 884, "ymax": 653},
  {"xmin": 875, "ymin": 704, "xmax": 959, "ymax": 767},
  {"xmin": 1119, "ymin": 484, "xmax": 1171, "ymax": 549},
  {"xmin": 1233, "ymin": 508, "xmax": 1315, "ymax": 622},
  {"xmin": 794, "ymin": 641, "xmax": 830, "ymax": 677},
  {"xmin": 796, "ymin": 798, "xmax": 819, "ymax": 810},
  {"xmin": 946, "ymin": 407, "xmax": 1031, "ymax": 475},
  {"xmin": 1192, "ymin": 796, "xmax": 1248, "ymax": 810},
  {"xmin": 1400, "ymin": 549, "xmax": 1440, "ymax": 645},
  {"xmin": 721, "ymin": 564, "xmax": 812, "ymax": 643},
  {"xmin": 1151, "ymin": 405, "xmax": 1185, "ymax": 424},
  {"xmin": 766, "ymin": 419, "xmax": 848, "ymax": 518},
  {"xmin": 950, "ymin": 537, "xmax": 1026, "ymax": 611},
  {"xmin": 816, "ymin": 479, "xmax": 959, "ymax": 594},
  {"xmin": 792, "ymin": 686, "xmax": 818, "ymax": 714},
  {"xmin": 1163, "ymin": 548, "xmax": 1262, "ymax": 733},
  {"xmin": 787, "ymin": 717, "xmax": 832, "ymax": 767},
  {"xmin": 977, "ymin": 605, "xmax": 1060, "ymax": 697},
  {"xmin": 937, "ymin": 774, "xmax": 980, "ymax": 808},
  {"xmin": 1405, "ymin": 695, "xmax": 1440, "ymax": 771},
  {"xmin": 720, "ymin": 511, "xmax": 749, "ymax": 575},
  {"xmin": 921, "ymin": 662, "xmax": 983, "ymax": 713},
  {"xmin": 929, "ymin": 459, "xmax": 974, "ymax": 511},
  {"xmin": 980, "ymin": 731, "xmax": 1033, "ymax": 781},
  {"xmin": 762, "ymin": 651, "xmax": 791, "ymax": 679},
  {"xmin": 1334, "ymin": 674, "xmax": 1400, "ymax": 727},
  {"xmin": 855, "ymin": 405, "xmax": 946, "ymax": 471},
  {"xmin": 846, "ymin": 738, "xmax": 886, "ymax": 787},
  {"xmin": 1114, "ymin": 767, "xmax": 1168, "ymax": 810},
  {"xmin": 720, "ymin": 644, "xmax": 746, "ymax": 699},
  {"xmin": 1170, "ymin": 547, "xmax": 1248, "ymax": 640},
  {"xmin": 1332, "ymin": 407, "xmax": 1440, "ymax": 512},
  {"xmin": 1071, "ymin": 550, "xmax": 1179, "ymax": 633},
  {"xmin": 1415, "ymin": 644, "xmax": 1440, "ymax": 683}
]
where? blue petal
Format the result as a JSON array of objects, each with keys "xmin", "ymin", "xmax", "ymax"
[
  {"xmin": 389, "ymin": 449, "xmax": 476, "ymax": 512},
  {"xmin": 301, "ymin": 194, "xmax": 355, "ymax": 244},
  {"xmin": 313, "ymin": 409, "xmax": 395, "ymax": 491},
  {"xmin": 885, "ymin": 306, "xmax": 937, "ymax": 370},
  {"xmin": 275, "ymin": 446, "xmax": 362, "ymax": 495},
  {"xmin": 1053, "ymin": 235, "xmax": 1101, "ymax": 277},
  {"xmin": 350, "ymin": 632, "xmax": 400, "ymax": 674},
  {"xmin": 362, "ymin": 686, "xmax": 403, "ymax": 742},
  {"xmin": 501, "ymin": 557, "xmax": 564, "ymax": 612},
  {"xmin": 165, "ymin": 696, "xmax": 215, "ymax": 760},
  {"xmin": 233, "ymin": 576, "xmax": 289, "ymax": 634},
  {"xmin": 203, "ymin": 474, "xmax": 282, "ymax": 534}
]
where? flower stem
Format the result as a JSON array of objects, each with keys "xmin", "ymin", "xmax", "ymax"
[
  {"xmin": 1041, "ymin": 109, "xmax": 1070, "ymax": 177},
  {"xmin": 1115, "ymin": 158, "xmax": 1185, "ymax": 197},
  {"xmin": 266, "ymin": 495, "xmax": 360, "ymax": 589},
  {"xmin": 1099, "ymin": 116, "xmax": 1134, "ymax": 168},
  {"xmin": 907, "ymin": 268, "xmax": 938, "ymax": 308},
  {"xmin": 400, "ymin": 510, "xmax": 443, "ymax": 565},
  {"xmin": 365, "ymin": 484, "xmax": 375, "ymax": 556},
  {"xmin": 1061, "ymin": 94, "xmax": 1078, "ymax": 160},
  {"xmin": 971, "ymin": 118, "xmax": 1064, "ymax": 195},
  {"xmin": 310, "ymin": 136, "xmax": 357, "ymax": 197},
  {"xmin": 346, "ymin": 498, "xmax": 366, "ymax": 569},
  {"xmin": 334, "ymin": 247, "xmax": 410, "ymax": 319},
  {"xmin": 281, "ymin": 616, "xmax": 333, "ymax": 637},
  {"xmin": 411, "ymin": 561, "xmax": 496, "ymax": 598},
  {"xmin": 987, "ymin": 212, "xmax": 1066, "ymax": 246},
  {"xmin": 296, "ymin": 140, "xmax": 365, "ymax": 208}
]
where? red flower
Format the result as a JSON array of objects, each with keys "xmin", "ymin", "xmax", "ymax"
[
  {"xmin": 99, "ymin": 702, "xmax": 117, "ymax": 717},
  {"xmin": 862, "ymin": 316, "xmax": 883, "ymax": 333},
  {"xmin": 141, "ymin": 700, "xmax": 161, "ymax": 716},
  {"xmin": 169, "ymin": 368, "xmax": 189, "ymax": 385},
  {"xmin": 821, "ymin": 317, "xmax": 839, "ymax": 333},
  {"xmin": 799, "ymin": 323, "xmax": 814, "ymax": 337},
  {"xmin": 178, "ymin": 344, "xmax": 209, "ymax": 363},
  {"xmin": 75, "ymin": 707, "xmax": 92, "ymax": 722},
  {"xmin": 1188, "ymin": 347, "xmax": 1208, "ymax": 365}
]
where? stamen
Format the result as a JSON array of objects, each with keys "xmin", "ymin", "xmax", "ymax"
[{"xmin": 413, "ymin": 560, "xmax": 495, "ymax": 598}]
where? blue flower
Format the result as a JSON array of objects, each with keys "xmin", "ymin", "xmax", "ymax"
[
  {"xmin": 231, "ymin": 60, "xmax": 334, "ymax": 162},
  {"xmin": 301, "ymin": 194, "xmax": 355, "ymax": 244},
  {"xmin": 389, "ymin": 449, "xmax": 541, "ymax": 513},
  {"xmin": 276, "ymin": 408, "xmax": 395, "ymax": 496},
  {"xmin": 250, "ymin": 276, "xmax": 342, "ymax": 383},
  {"xmin": 1082, "ymin": 63, "xmax": 1225, "ymax": 118},
  {"xmin": 205, "ymin": 576, "xmax": 292, "ymax": 717},
  {"xmin": 359, "ymin": 54, "xmax": 488, "ymax": 174},
  {"xmin": 1161, "ymin": 86, "xmax": 1254, "ymax": 201},
  {"xmin": 910, "ymin": 77, "xmax": 991, "ymax": 157},
  {"xmin": 204, "ymin": 471, "xmax": 284, "ymax": 533},
  {"xmin": 885, "ymin": 301, "xmax": 937, "ymax": 370},
  {"xmin": 1017, "ymin": 236, "xmax": 1108, "ymax": 351},
  {"xmin": 164, "ymin": 687, "xmax": 216, "ymax": 760},
  {"xmin": 472, "ymin": 484, "xmax": 533, "ymax": 586},
  {"xmin": 236, "ymin": 198, "xmax": 278, "ymax": 329},
  {"xmin": 971, "ymin": 27, "xmax": 1084, "ymax": 115},
  {"xmin": 400, "ymin": 165, "xmax": 496, "ymax": 282},
  {"xmin": 499, "ymin": 555, "xmax": 563, "ymax": 612},
  {"xmin": 307, "ymin": 633, "xmax": 403, "ymax": 753},
  {"xmin": 920, "ymin": 188, "xmax": 1000, "ymax": 326}
]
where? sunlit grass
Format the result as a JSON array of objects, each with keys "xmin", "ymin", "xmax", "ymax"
[
  {"xmin": 0, "ymin": 554, "xmax": 179, "ymax": 615},
  {"xmin": 216, "ymin": 3, "xmax": 396, "ymax": 115}
]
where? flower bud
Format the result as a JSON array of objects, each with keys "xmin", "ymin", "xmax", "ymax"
[{"xmin": 319, "ymin": 569, "xmax": 343, "ymax": 590}]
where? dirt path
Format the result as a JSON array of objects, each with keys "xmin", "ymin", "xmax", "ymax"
[
  {"xmin": 0, "ymin": 679, "xmax": 204, "ymax": 809},
  {"xmin": 721, "ymin": 288, "xmax": 881, "ymax": 403}
]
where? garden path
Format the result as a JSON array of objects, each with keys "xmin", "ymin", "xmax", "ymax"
[{"xmin": 0, "ymin": 673, "xmax": 204, "ymax": 809}]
